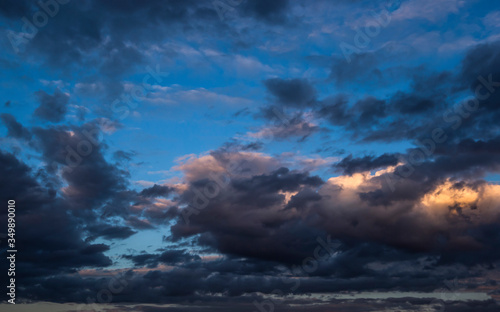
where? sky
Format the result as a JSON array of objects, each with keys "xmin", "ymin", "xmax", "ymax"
[{"xmin": 0, "ymin": 0, "xmax": 500, "ymax": 311}]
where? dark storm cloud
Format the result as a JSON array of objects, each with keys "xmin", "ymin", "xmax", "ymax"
[
  {"xmin": 325, "ymin": 73, "xmax": 451, "ymax": 141},
  {"xmin": 33, "ymin": 88, "xmax": 70, "ymax": 123},
  {"xmin": 460, "ymin": 40, "xmax": 500, "ymax": 110},
  {"xmin": 0, "ymin": 150, "xmax": 51, "ymax": 208},
  {"xmin": 140, "ymin": 184, "xmax": 174, "ymax": 198},
  {"xmin": 32, "ymin": 121, "xmax": 129, "ymax": 213},
  {"xmin": 319, "ymin": 41, "xmax": 500, "ymax": 145},
  {"xmin": 123, "ymin": 249, "xmax": 201, "ymax": 268},
  {"xmin": 142, "ymin": 204, "xmax": 180, "ymax": 222},
  {"xmin": 388, "ymin": 71, "xmax": 452, "ymax": 115},
  {"xmin": 241, "ymin": 0, "xmax": 291, "ymax": 24},
  {"xmin": 356, "ymin": 150, "xmax": 497, "ymax": 215},
  {"xmin": 19, "ymin": 250, "xmax": 497, "ymax": 306},
  {"xmin": 452, "ymin": 40, "xmax": 500, "ymax": 138},
  {"xmin": 2, "ymin": 0, "xmax": 228, "ymax": 104},
  {"xmin": 0, "ymin": 117, "xmax": 163, "ymax": 301},
  {"xmin": 316, "ymin": 92, "xmax": 436, "ymax": 143},
  {"xmin": 232, "ymin": 167, "xmax": 323, "ymax": 193},
  {"xmin": 390, "ymin": 92, "xmax": 438, "ymax": 115},
  {"xmin": 316, "ymin": 146, "xmax": 500, "ymax": 258},
  {"xmin": 0, "ymin": 150, "xmax": 112, "ymax": 292},
  {"xmin": 435, "ymin": 223, "xmax": 500, "ymax": 267},
  {"xmin": 355, "ymin": 136, "xmax": 500, "ymax": 208},
  {"xmin": 372, "ymin": 135, "xmax": 500, "ymax": 199},
  {"xmin": 5, "ymin": 0, "xmax": 229, "ymax": 77},
  {"xmin": 5, "ymin": 148, "xmax": 498, "ymax": 305},
  {"xmin": 318, "ymin": 96, "xmax": 388, "ymax": 137},
  {"xmin": 443, "ymin": 300, "xmax": 500, "ymax": 312},
  {"xmin": 165, "ymin": 148, "xmax": 500, "ymax": 287},
  {"xmin": 0, "ymin": 0, "xmax": 32, "ymax": 19},
  {"xmin": 0, "ymin": 113, "xmax": 31, "ymax": 140},
  {"xmin": 285, "ymin": 188, "xmax": 322, "ymax": 210},
  {"xmin": 335, "ymin": 153, "xmax": 400, "ymax": 175},
  {"xmin": 85, "ymin": 224, "xmax": 137, "ymax": 241},
  {"xmin": 264, "ymin": 78, "xmax": 317, "ymax": 108},
  {"xmin": 171, "ymin": 161, "xmax": 328, "ymax": 264}
]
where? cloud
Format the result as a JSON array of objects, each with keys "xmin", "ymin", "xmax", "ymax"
[
  {"xmin": 483, "ymin": 11, "xmax": 500, "ymax": 28},
  {"xmin": 392, "ymin": 0, "xmax": 465, "ymax": 22},
  {"xmin": 161, "ymin": 148, "xmax": 500, "ymax": 291},
  {"xmin": 2, "ymin": 298, "xmax": 500, "ymax": 312},
  {"xmin": 241, "ymin": 0, "xmax": 291, "ymax": 24},
  {"xmin": 123, "ymin": 249, "xmax": 201, "ymax": 268},
  {"xmin": 317, "ymin": 95, "xmax": 391, "ymax": 139},
  {"xmin": 246, "ymin": 113, "xmax": 320, "ymax": 141},
  {"xmin": 0, "ymin": 150, "xmax": 113, "ymax": 287},
  {"xmin": 335, "ymin": 153, "xmax": 400, "ymax": 175},
  {"xmin": 146, "ymin": 86, "xmax": 254, "ymax": 107},
  {"xmin": 33, "ymin": 89, "xmax": 70, "ymax": 123},
  {"xmin": 140, "ymin": 184, "xmax": 174, "ymax": 198},
  {"xmin": 1, "ymin": 136, "xmax": 499, "ymax": 306},
  {"xmin": 264, "ymin": 78, "xmax": 317, "ymax": 108},
  {"xmin": 85, "ymin": 224, "xmax": 137, "ymax": 241},
  {"xmin": 0, "ymin": 113, "xmax": 31, "ymax": 140}
]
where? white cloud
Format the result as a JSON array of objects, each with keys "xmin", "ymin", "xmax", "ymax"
[{"xmin": 392, "ymin": 0, "xmax": 465, "ymax": 22}]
